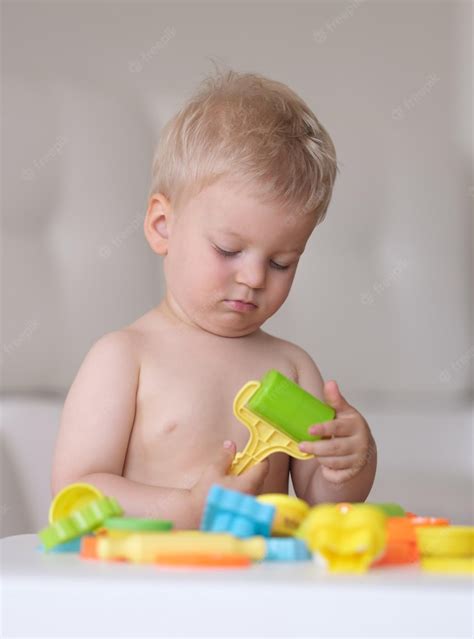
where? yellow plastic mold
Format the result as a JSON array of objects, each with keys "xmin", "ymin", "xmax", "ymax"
[
  {"xmin": 296, "ymin": 502, "xmax": 387, "ymax": 573},
  {"xmin": 257, "ymin": 494, "xmax": 310, "ymax": 536},
  {"xmin": 49, "ymin": 482, "xmax": 104, "ymax": 524},
  {"xmin": 415, "ymin": 526, "xmax": 474, "ymax": 558},
  {"xmin": 421, "ymin": 557, "xmax": 474, "ymax": 574},
  {"xmin": 230, "ymin": 381, "xmax": 313, "ymax": 475}
]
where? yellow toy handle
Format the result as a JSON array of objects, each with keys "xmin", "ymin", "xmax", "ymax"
[{"xmin": 230, "ymin": 381, "xmax": 314, "ymax": 476}]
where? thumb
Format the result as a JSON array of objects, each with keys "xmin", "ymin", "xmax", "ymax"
[
  {"xmin": 215, "ymin": 440, "xmax": 236, "ymax": 474},
  {"xmin": 323, "ymin": 380, "xmax": 353, "ymax": 414}
]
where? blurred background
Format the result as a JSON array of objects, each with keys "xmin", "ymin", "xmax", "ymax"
[{"xmin": 1, "ymin": 0, "xmax": 472, "ymax": 536}]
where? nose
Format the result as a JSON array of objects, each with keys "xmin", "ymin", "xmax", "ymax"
[{"xmin": 235, "ymin": 257, "xmax": 266, "ymax": 290}]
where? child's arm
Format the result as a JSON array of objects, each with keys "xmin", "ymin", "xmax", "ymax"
[
  {"xmin": 51, "ymin": 331, "xmax": 201, "ymax": 528},
  {"xmin": 289, "ymin": 347, "xmax": 377, "ymax": 505}
]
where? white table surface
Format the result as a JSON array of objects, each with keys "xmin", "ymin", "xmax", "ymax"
[{"xmin": 1, "ymin": 534, "xmax": 472, "ymax": 638}]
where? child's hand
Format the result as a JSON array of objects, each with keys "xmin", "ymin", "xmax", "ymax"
[
  {"xmin": 298, "ymin": 380, "xmax": 375, "ymax": 485},
  {"xmin": 191, "ymin": 441, "xmax": 269, "ymax": 520}
]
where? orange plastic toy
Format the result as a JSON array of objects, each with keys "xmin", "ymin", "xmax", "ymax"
[
  {"xmin": 373, "ymin": 517, "xmax": 419, "ymax": 566},
  {"xmin": 154, "ymin": 553, "xmax": 251, "ymax": 568}
]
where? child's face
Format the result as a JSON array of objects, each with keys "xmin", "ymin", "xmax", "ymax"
[{"xmin": 157, "ymin": 177, "xmax": 317, "ymax": 337}]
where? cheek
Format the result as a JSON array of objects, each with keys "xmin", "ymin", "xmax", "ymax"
[
  {"xmin": 267, "ymin": 273, "xmax": 295, "ymax": 306},
  {"xmin": 199, "ymin": 254, "xmax": 233, "ymax": 286}
]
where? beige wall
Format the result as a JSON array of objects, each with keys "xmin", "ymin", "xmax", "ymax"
[{"xmin": 1, "ymin": 1, "xmax": 472, "ymax": 532}]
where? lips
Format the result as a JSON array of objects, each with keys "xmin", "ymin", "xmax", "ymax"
[{"xmin": 224, "ymin": 299, "xmax": 257, "ymax": 313}]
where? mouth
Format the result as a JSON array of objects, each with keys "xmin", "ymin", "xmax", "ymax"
[{"xmin": 224, "ymin": 299, "xmax": 258, "ymax": 313}]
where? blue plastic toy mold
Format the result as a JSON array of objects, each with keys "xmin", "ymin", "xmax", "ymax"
[
  {"xmin": 200, "ymin": 485, "xmax": 276, "ymax": 538},
  {"xmin": 265, "ymin": 537, "xmax": 311, "ymax": 561}
]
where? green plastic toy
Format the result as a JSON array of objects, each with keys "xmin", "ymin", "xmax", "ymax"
[{"xmin": 231, "ymin": 369, "xmax": 335, "ymax": 475}]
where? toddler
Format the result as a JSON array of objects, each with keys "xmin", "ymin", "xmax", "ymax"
[{"xmin": 51, "ymin": 70, "xmax": 376, "ymax": 528}]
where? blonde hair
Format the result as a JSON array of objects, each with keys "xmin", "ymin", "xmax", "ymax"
[{"xmin": 148, "ymin": 68, "xmax": 338, "ymax": 224}]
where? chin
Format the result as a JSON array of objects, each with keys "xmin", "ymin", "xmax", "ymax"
[{"xmin": 198, "ymin": 315, "xmax": 263, "ymax": 338}]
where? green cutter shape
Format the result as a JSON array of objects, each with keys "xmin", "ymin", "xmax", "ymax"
[{"xmin": 39, "ymin": 496, "xmax": 123, "ymax": 550}]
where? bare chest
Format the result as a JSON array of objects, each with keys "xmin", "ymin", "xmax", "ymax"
[{"xmin": 123, "ymin": 333, "xmax": 294, "ymax": 491}]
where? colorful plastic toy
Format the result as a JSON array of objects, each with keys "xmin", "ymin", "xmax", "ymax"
[
  {"xmin": 420, "ymin": 557, "xmax": 474, "ymax": 574},
  {"xmin": 49, "ymin": 482, "xmax": 104, "ymax": 524},
  {"xmin": 373, "ymin": 517, "xmax": 419, "ymax": 566},
  {"xmin": 264, "ymin": 537, "xmax": 311, "ymax": 561},
  {"xmin": 415, "ymin": 526, "xmax": 474, "ymax": 558},
  {"xmin": 407, "ymin": 514, "xmax": 450, "ymax": 526},
  {"xmin": 200, "ymin": 485, "xmax": 275, "ymax": 538},
  {"xmin": 100, "ymin": 517, "xmax": 173, "ymax": 537},
  {"xmin": 230, "ymin": 369, "xmax": 335, "ymax": 475},
  {"xmin": 368, "ymin": 503, "xmax": 405, "ymax": 517},
  {"xmin": 296, "ymin": 502, "xmax": 387, "ymax": 573},
  {"xmin": 37, "ymin": 537, "xmax": 85, "ymax": 553},
  {"xmin": 81, "ymin": 531, "xmax": 266, "ymax": 564},
  {"xmin": 257, "ymin": 494, "xmax": 310, "ymax": 536},
  {"xmin": 154, "ymin": 553, "xmax": 251, "ymax": 568},
  {"xmin": 39, "ymin": 496, "xmax": 123, "ymax": 550}
]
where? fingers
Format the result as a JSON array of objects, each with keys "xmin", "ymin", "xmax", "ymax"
[
  {"xmin": 308, "ymin": 418, "xmax": 354, "ymax": 439},
  {"xmin": 299, "ymin": 436, "xmax": 355, "ymax": 457},
  {"xmin": 315, "ymin": 455, "xmax": 358, "ymax": 470},
  {"xmin": 215, "ymin": 440, "xmax": 236, "ymax": 474}
]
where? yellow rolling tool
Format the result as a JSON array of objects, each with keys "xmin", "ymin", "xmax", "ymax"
[{"xmin": 81, "ymin": 531, "xmax": 267, "ymax": 564}]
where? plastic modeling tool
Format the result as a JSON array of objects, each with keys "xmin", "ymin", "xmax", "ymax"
[
  {"xmin": 39, "ymin": 496, "xmax": 123, "ymax": 550},
  {"xmin": 49, "ymin": 482, "xmax": 104, "ymax": 524},
  {"xmin": 80, "ymin": 531, "xmax": 266, "ymax": 564},
  {"xmin": 230, "ymin": 369, "xmax": 335, "ymax": 475},
  {"xmin": 201, "ymin": 485, "xmax": 275, "ymax": 538}
]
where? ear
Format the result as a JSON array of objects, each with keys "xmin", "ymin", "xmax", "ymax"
[{"xmin": 144, "ymin": 193, "xmax": 174, "ymax": 256}]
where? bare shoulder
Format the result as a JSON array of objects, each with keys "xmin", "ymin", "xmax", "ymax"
[
  {"xmin": 258, "ymin": 330, "xmax": 325, "ymax": 397},
  {"xmin": 82, "ymin": 327, "xmax": 144, "ymax": 376}
]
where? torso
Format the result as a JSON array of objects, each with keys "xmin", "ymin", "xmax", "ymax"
[{"xmin": 122, "ymin": 306, "xmax": 300, "ymax": 494}]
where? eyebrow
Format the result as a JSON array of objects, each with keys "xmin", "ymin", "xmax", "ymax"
[{"xmin": 214, "ymin": 229, "xmax": 303, "ymax": 255}]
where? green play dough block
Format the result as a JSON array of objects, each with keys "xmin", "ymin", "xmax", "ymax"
[
  {"xmin": 247, "ymin": 369, "xmax": 335, "ymax": 442},
  {"xmin": 368, "ymin": 503, "xmax": 406, "ymax": 517},
  {"xmin": 102, "ymin": 517, "xmax": 173, "ymax": 532}
]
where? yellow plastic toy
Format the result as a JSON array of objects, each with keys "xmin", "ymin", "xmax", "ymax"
[
  {"xmin": 416, "ymin": 525, "xmax": 474, "ymax": 573},
  {"xmin": 257, "ymin": 494, "xmax": 310, "ymax": 536},
  {"xmin": 415, "ymin": 526, "xmax": 474, "ymax": 558},
  {"xmin": 296, "ymin": 503, "xmax": 387, "ymax": 573},
  {"xmin": 230, "ymin": 372, "xmax": 331, "ymax": 475},
  {"xmin": 81, "ymin": 531, "xmax": 267, "ymax": 564},
  {"xmin": 49, "ymin": 482, "xmax": 104, "ymax": 524},
  {"xmin": 420, "ymin": 557, "xmax": 474, "ymax": 575}
]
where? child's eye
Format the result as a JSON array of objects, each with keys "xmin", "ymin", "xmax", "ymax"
[
  {"xmin": 270, "ymin": 261, "xmax": 290, "ymax": 271},
  {"xmin": 214, "ymin": 245, "xmax": 240, "ymax": 258},
  {"xmin": 214, "ymin": 244, "xmax": 290, "ymax": 270}
]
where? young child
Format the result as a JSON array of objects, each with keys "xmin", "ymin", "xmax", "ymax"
[{"xmin": 51, "ymin": 70, "xmax": 376, "ymax": 528}]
